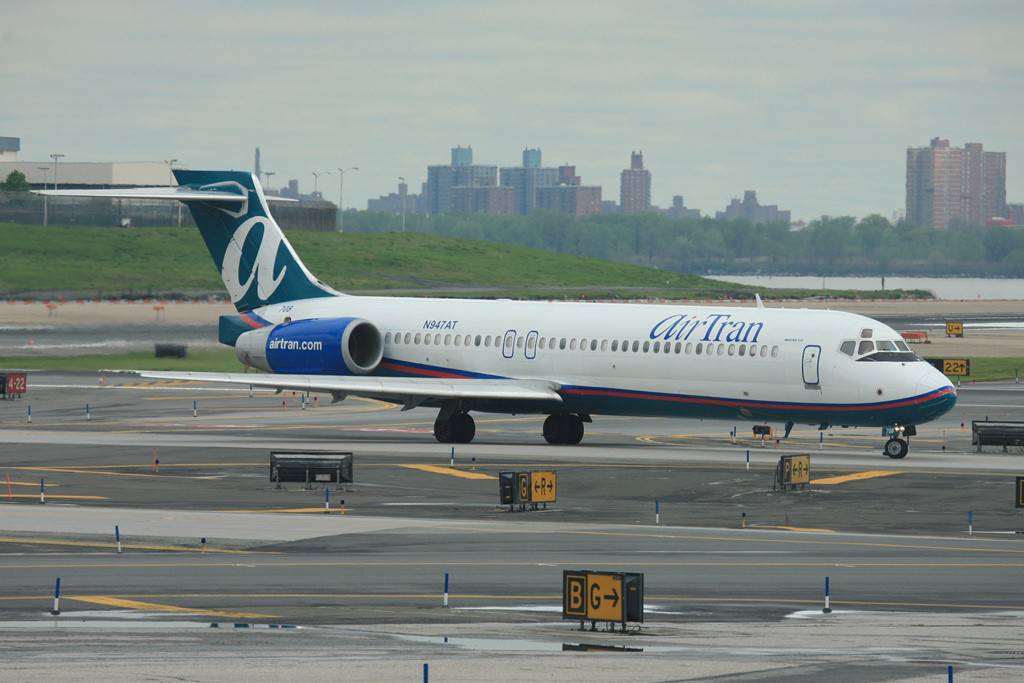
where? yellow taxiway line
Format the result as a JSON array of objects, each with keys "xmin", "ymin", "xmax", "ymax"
[
  {"xmin": 69, "ymin": 595, "xmax": 272, "ymax": 619},
  {"xmin": 811, "ymin": 470, "xmax": 902, "ymax": 485},
  {"xmin": 398, "ymin": 464, "xmax": 496, "ymax": 480}
]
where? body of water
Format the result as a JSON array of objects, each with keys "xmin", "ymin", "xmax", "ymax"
[{"xmin": 719, "ymin": 276, "xmax": 1024, "ymax": 301}]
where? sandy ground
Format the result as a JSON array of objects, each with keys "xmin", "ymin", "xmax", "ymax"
[{"xmin": 2, "ymin": 299, "xmax": 1023, "ymax": 357}]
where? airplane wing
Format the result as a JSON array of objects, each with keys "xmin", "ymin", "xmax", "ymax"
[{"xmin": 125, "ymin": 370, "xmax": 564, "ymax": 408}]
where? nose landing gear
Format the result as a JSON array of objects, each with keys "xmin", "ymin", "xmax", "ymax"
[{"xmin": 883, "ymin": 424, "xmax": 915, "ymax": 459}]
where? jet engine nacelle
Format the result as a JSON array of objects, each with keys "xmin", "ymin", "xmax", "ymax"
[{"xmin": 235, "ymin": 317, "xmax": 383, "ymax": 375}]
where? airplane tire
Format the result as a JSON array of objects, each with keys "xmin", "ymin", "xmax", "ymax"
[
  {"xmin": 433, "ymin": 417, "xmax": 454, "ymax": 443},
  {"xmin": 564, "ymin": 414, "xmax": 584, "ymax": 445},
  {"xmin": 884, "ymin": 437, "xmax": 908, "ymax": 459},
  {"xmin": 543, "ymin": 414, "xmax": 567, "ymax": 444},
  {"xmin": 453, "ymin": 413, "xmax": 475, "ymax": 444}
]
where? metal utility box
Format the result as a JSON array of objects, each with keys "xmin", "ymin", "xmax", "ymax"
[
  {"xmin": 972, "ymin": 421, "xmax": 1024, "ymax": 452},
  {"xmin": 270, "ymin": 451, "xmax": 353, "ymax": 487}
]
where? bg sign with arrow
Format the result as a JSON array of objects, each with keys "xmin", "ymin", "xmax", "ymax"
[{"xmin": 563, "ymin": 570, "xmax": 644, "ymax": 626}]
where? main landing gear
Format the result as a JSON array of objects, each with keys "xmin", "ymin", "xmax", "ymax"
[
  {"xmin": 433, "ymin": 412, "xmax": 475, "ymax": 444},
  {"xmin": 543, "ymin": 413, "xmax": 590, "ymax": 445}
]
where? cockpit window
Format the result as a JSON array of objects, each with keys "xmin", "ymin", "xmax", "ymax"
[
  {"xmin": 844, "ymin": 337, "xmax": 922, "ymax": 363},
  {"xmin": 861, "ymin": 328, "xmax": 873, "ymax": 338}
]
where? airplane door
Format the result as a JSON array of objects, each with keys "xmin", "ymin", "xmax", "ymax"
[
  {"xmin": 525, "ymin": 331, "xmax": 538, "ymax": 359},
  {"xmin": 502, "ymin": 330, "xmax": 516, "ymax": 359},
  {"xmin": 802, "ymin": 345, "xmax": 821, "ymax": 385}
]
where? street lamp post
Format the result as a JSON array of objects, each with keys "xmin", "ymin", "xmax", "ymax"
[
  {"xmin": 50, "ymin": 153, "xmax": 64, "ymax": 190},
  {"xmin": 167, "ymin": 159, "xmax": 181, "ymax": 226},
  {"xmin": 336, "ymin": 166, "xmax": 359, "ymax": 232},
  {"xmin": 312, "ymin": 171, "xmax": 331, "ymax": 198},
  {"xmin": 38, "ymin": 167, "xmax": 50, "ymax": 227},
  {"xmin": 398, "ymin": 177, "xmax": 406, "ymax": 233}
]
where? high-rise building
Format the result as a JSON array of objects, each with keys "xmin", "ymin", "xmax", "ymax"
[
  {"xmin": 906, "ymin": 138, "xmax": 1007, "ymax": 229},
  {"xmin": 499, "ymin": 148, "xmax": 558, "ymax": 215},
  {"xmin": 452, "ymin": 185, "xmax": 514, "ymax": 215},
  {"xmin": 424, "ymin": 146, "xmax": 497, "ymax": 215},
  {"xmin": 620, "ymin": 151, "xmax": 651, "ymax": 214},
  {"xmin": 534, "ymin": 164, "xmax": 602, "ymax": 216},
  {"xmin": 715, "ymin": 190, "xmax": 790, "ymax": 224}
]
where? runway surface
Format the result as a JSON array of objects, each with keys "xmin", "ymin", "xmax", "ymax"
[{"xmin": 1, "ymin": 371, "xmax": 1024, "ymax": 680}]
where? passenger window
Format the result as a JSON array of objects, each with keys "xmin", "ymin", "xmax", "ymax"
[
  {"xmin": 517, "ymin": 336, "xmax": 524, "ymax": 349},
  {"xmin": 559, "ymin": 338, "xmax": 567, "ymax": 350},
  {"xmin": 385, "ymin": 332, "xmax": 392, "ymax": 344},
  {"xmin": 591, "ymin": 339, "xmax": 598, "ymax": 351},
  {"xmin": 748, "ymin": 344, "xmax": 756, "ymax": 356},
  {"xmin": 717, "ymin": 345, "xmax": 725, "ymax": 356},
  {"xmin": 728, "ymin": 344, "xmax": 735, "ymax": 356},
  {"xmin": 695, "ymin": 343, "xmax": 703, "ymax": 355},
  {"xmin": 602, "ymin": 340, "xmax": 609, "ymax": 351},
  {"xmin": 404, "ymin": 333, "xmax": 412, "ymax": 344},
  {"xmin": 653, "ymin": 341, "xmax": 661, "ymax": 353},
  {"xmin": 858, "ymin": 340, "xmax": 874, "ymax": 355},
  {"xmin": 434, "ymin": 334, "xmax": 441, "ymax": 345},
  {"xmin": 444, "ymin": 334, "xmax": 451, "ymax": 345},
  {"xmin": 760, "ymin": 346, "xmax": 768, "ymax": 357},
  {"xmin": 685, "ymin": 343, "xmax": 693, "ymax": 354},
  {"xmin": 738, "ymin": 345, "xmax": 745, "ymax": 357},
  {"xmin": 642, "ymin": 341, "xmax": 650, "ymax": 352},
  {"xmin": 454, "ymin": 335, "xmax": 461, "ymax": 345},
  {"xmin": 485, "ymin": 336, "xmax": 492, "ymax": 347},
  {"xmin": 840, "ymin": 341, "xmax": 855, "ymax": 356},
  {"xmin": 771, "ymin": 345, "xmax": 779, "ymax": 358},
  {"xmin": 539, "ymin": 338, "xmax": 546, "ymax": 350},
  {"xmin": 570, "ymin": 339, "xmax": 578, "ymax": 351},
  {"xmin": 474, "ymin": 335, "xmax": 481, "ymax": 346},
  {"xmin": 611, "ymin": 340, "xmax": 618, "ymax": 351},
  {"xmin": 414, "ymin": 333, "xmax": 422, "ymax": 344},
  {"xmin": 632, "ymin": 340, "xmax": 639, "ymax": 352}
]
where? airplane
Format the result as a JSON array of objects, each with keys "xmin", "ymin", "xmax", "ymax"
[{"xmin": 40, "ymin": 170, "xmax": 956, "ymax": 458}]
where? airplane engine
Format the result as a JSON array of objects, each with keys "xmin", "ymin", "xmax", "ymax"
[{"xmin": 234, "ymin": 317, "xmax": 383, "ymax": 375}]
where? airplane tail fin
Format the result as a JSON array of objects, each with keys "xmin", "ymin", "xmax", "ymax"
[{"xmin": 172, "ymin": 170, "xmax": 339, "ymax": 312}]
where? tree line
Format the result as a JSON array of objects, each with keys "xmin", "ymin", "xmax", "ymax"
[{"xmin": 343, "ymin": 210, "xmax": 1024, "ymax": 277}]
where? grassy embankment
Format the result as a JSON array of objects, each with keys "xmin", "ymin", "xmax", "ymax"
[
  {"xmin": 2, "ymin": 222, "xmax": 1017, "ymax": 380},
  {"xmin": 0, "ymin": 222, "xmax": 926, "ymax": 300}
]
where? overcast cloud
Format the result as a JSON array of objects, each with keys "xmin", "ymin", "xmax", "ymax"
[{"xmin": 2, "ymin": 0, "xmax": 1021, "ymax": 221}]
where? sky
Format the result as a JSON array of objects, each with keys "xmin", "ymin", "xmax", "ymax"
[{"xmin": 3, "ymin": 1, "xmax": 1022, "ymax": 222}]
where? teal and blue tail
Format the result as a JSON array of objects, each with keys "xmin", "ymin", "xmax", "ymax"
[{"xmin": 172, "ymin": 170, "xmax": 339, "ymax": 312}]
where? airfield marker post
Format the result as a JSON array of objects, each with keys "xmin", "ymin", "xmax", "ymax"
[
  {"xmin": 115, "ymin": 525, "xmax": 121, "ymax": 554},
  {"xmin": 51, "ymin": 578, "xmax": 61, "ymax": 615},
  {"xmin": 745, "ymin": 450, "xmax": 750, "ymax": 471},
  {"xmin": 450, "ymin": 447, "xmax": 454, "ymax": 468},
  {"xmin": 193, "ymin": 400, "xmax": 197, "ymax": 418},
  {"xmin": 731, "ymin": 427, "xmax": 736, "ymax": 445},
  {"xmin": 443, "ymin": 573, "xmax": 449, "ymax": 608},
  {"xmin": 301, "ymin": 395, "xmax": 306, "ymax": 410},
  {"xmin": 822, "ymin": 576, "xmax": 832, "ymax": 614},
  {"xmin": 655, "ymin": 499, "xmax": 660, "ymax": 525},
  {"xmin": 86, "ymin": 403, "xmax": 90, "ymax": 421},
  {"xmin": 201, "ymin": 537, "xmax": 206, "ymax": 553},
  {"xmin": 249, "ymin": 384, "xmax": 253, "ymax": 398},
  {"xmin": 340, "ymin": 499, "xmax": 345, "ymax": 515},
  {"xmin": 741, "ymin": 511, "xmax": 746, "ymax": 528},
  {"xmin": 819, "ymin": 433, "xmax": 823, "ymax": 449},
  {"xmin": 324, "ymin": 488, "xmax": 329, "ymax": 514},
  {"xmin": 39, "ymin": 478, "xmax": 44, "ymax": 504},
  {"xmin": 27, "ymin": 405, "xmax": 31, "ymax": 423},
  {"xmin": 968, "ymin": 511, "xmax": 973, "ymax": 536}
]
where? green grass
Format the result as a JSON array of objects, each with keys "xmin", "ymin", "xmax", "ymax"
[
  {"xmin": 0, "ymin": 222, "xmax": 930, "ymax": 300},
  {"xmin": 0, "ymin": 349, "xmax": 244, "ymax": 373},
  {"xmin": 956, "ymin": 357, "xmax": 1024, "ymax": 383}
]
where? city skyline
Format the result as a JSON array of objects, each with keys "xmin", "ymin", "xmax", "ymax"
[{"xmin": 3, "ymin": 1, "xmax": 1021, "ymax": 221}]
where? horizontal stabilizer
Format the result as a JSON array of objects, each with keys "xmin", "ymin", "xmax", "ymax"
[{"xmin": 35, "ymin": 187, "xmax": 296, "ymax": 203}]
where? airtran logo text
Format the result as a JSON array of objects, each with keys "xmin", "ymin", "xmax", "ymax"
[
  {"xmin": 268, "ymin": 338, "xmax": 323, "ymax": 351},
  {"xmin": 649, "ymin": 313, "xmax": 764, "ymax": 343},
  {"xmin": 221, "ymin": 217, "xmax": 287, "ymax": 303}
]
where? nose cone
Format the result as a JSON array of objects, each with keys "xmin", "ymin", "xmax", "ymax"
[{"xmin": 915, "ymin": 366, "xmax": 957, "ymax": 422}]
